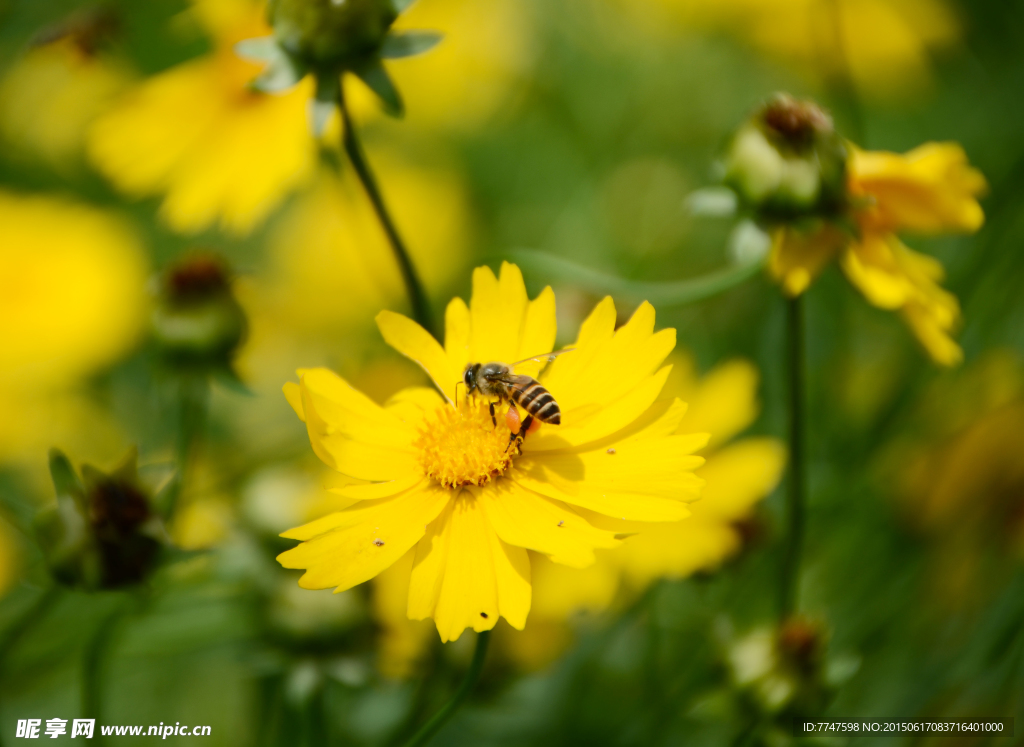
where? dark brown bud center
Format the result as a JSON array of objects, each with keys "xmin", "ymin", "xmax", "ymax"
[{"xmin": 762, "ymin": 96, "xmax": 832, "ymax": 147}]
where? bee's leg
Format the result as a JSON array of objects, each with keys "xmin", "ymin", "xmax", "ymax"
[
  {"xmin": 507, "ymin": 414, "xmax": 534, "ymax": 454},
  {"xmin": 489, "ymin": 400, "xmax": 500, "ymax": 427}
]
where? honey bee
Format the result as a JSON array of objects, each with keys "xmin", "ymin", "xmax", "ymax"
[{"xmin": 462, "ymin": 349, "xmax": 574, "ymax": 444}]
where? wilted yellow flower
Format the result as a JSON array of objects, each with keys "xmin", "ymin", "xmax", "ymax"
[
  {"xmin": 647, "ymin": 0, "xmax": 959, "ymax": 100},
  {"xmin": 88, "ymin": 0, "xmax": 315, "ymax": 235},
  {"xmin": 770, "ymin": 141, "xmax": 985, "ymax": 365},
  {"xmin": 0, "ymin": 192, "xmax": 147, "ymax": 464},
  {"xmin": 0, "ymin": 35, "xmax": 130, "ymax": 168},
  {"xmin": 504, "ymin": 353, "xmax": 785, "ymax": 669},
  {"xmin": 278, "ymin": 262, "xmax": 707, "ymax": 642}
]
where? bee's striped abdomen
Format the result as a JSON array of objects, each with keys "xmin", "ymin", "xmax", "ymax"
[{"xmin": 511, "ymin": 378, "xmax": 561, "ymax": 425}]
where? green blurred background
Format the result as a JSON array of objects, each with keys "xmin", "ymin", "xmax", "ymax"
[{"xmin": 0, "ymin": 0, "xmax": 1022, "ymax": 744}]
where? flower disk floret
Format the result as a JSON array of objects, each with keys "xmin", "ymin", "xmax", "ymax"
[{"xmin": 278, "ymin": 262, "xmax": 708, "ymax": 642}]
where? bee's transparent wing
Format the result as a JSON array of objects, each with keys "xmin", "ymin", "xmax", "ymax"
[{"xmin": 510, "ymin": 347, "xmax": 576, "ymax": 370}]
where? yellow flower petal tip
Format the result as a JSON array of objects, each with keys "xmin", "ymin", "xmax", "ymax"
[{"xmin": 280, "ymin": 263, "xmax": 706, "ymax": 642}]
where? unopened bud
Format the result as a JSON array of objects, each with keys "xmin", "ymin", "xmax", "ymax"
[
  {"xmin": 37, "ymin": 449, "xmax": 162, "ymax": 590},
  {"xmin": 268, "ymin": 0, "xmax": 398, "ymax": 69},
  {"xmin": 151, "ymin": 254, "xmax": 246, "ymax": 365},
  {"xmin": 724, "ymin": 94, "xmax": 846, "ymax": 217}
]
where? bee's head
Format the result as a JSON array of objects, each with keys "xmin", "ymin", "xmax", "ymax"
[{"xmin": 463, "ymin": 363, "xmax": 480, "ymax": 393}]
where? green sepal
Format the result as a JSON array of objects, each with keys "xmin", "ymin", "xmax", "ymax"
[
  {"xmin": 309, "ymin": 73, "xmax": 340, "ymax": 137},
  {"xmin": 48, "ymin": 448, "xmax": 85, "ymax": 510},
  {"xmin": 380, "ymin": 30, "xmax": 442, "ymax": 59},
  {"xmin": 354, "ymin": 58, "xmax": 403, "ymax": 117},
  {"xmin": 234, "ymin": 36, "xmax": 279, "ymax": 64},
  {"xmin": 239, "ymin": 38, "xmax": 308, "ymax": 93}
]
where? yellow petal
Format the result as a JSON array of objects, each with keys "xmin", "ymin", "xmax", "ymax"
[
  {"xmin": 614, "ymin": 518, "xmax": 743, "ymax": 587},
  {"xmin": 671, "ymin": 357, "xmax": 760, "ymax": 450},
  {"xmin": 841, "ymin": 234, "xmax": 913, "ymax": 310},
  {"xmin": 468, "ymin": 263, "xmax": 525, "ymax": 365},
  {"xmin": 297, "ymin": 377, "xmax": 419, "ymax": 481},
  {"xmin": 528, "ymin": 551, "xmax": 620, "ymax": 621},
  {"xmin": 443, "ymin": 296, "xmax": 471, "ymax": 369},
  {"xmin": 283, "ymin": 381, "xmax": 305, "ymax": 421},
  {"xmin": 849, "ymin": 142, "xmax": 986, "ymax": 235},
  {"xmin": 768, "ymin": 224, "xmax": 847, "ymax": 296},
  {"xmin": 277, "ymin": 481, "xmax": 449, "ymax": 592},
  {"xmin": 298, "ymin": 367, "xmax": 414, "ymax": 446},
  {"xmin": 377, "ymin": 309, "xmax": 461, "ymax": 403},
  {"xmin": 515, "ymin": 285, "xmax": 557, "ymax": 379},
  {"xmin": 408, "ymin": 492, "xmax": 531, "ymax": 641},
  {"xmin": 694, "ymin": 438, "xmax": 786, "ymax": 521},
  {"xmin": 528, "ymin": 366, "xmax": 673, "ymax": 450},
  {"xmin": 903, "ymin": 303, "xmax": 963, "ymax": 366},
  {"xmin": 544, "ymin": 300, "xmax": 675, "ymax": 414},
  {"xmin": 384, "ymin": 386, "xmax": 446, "ymax": 432},
  {"xmin": 476, "ymin": 479, "xmax": 620, "ymax": 568}
]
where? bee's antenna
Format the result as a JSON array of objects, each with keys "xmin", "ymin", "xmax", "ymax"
[{"xmin": 455, "ymin": 381, "xmax": 461, "ymax": 406}]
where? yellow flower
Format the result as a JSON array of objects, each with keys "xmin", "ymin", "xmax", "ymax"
[
  {"xmin": 646, "ymin": 0, "xmax": 959, "ymax": 100},
  {"xmin": 0, "ymin": 191, "xmax": 146, "ymax": 467},
  {"xmin": 897, "ymin": 351, "xmax": 1024, "ymax": 603},
  {"xmin": 769, "ymin": 141, "xmax": 985, "ymax": 365},
  {"xmin": 504, "ymin": 353, "xmax": 785, "ymax": 669},
  {"xmin": 277, "ymin": 262, "xmax": 707, "ymax": 642},
  {"xmin": 0, "ymin": 37, "xmax": 130, "ymax": 168},
  {"xmin": 88, "ymin": 0, "xmax": 316, "ymax": 235}
]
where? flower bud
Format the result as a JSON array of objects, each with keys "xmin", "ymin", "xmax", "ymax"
[
  {"xmin": 151, "ymin": 254, "xmax": 246, "ymax": 366},
  {"xmin": 268, "ymin": 0, "xmax": 398, "ymax": 69},
  {"xmin": 36, "ymin": 449, "xmax": 162, "ymax": 590},
  {"xmin": 724, "ymin": 94, "xmax": 847, "ymax": 217}
]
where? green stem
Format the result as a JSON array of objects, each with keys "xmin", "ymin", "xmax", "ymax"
[
  {"xmin": 337, "ymin": 83, "xmax": 433, "ymax": 335},
  {"xmin": 0, "ymin": 586, "xmax": 61, "ymax": 669},
  {"xmin": 402, "ymin": 630, "xmax": 490, "ymax": 747},
  {"xmin": 82, "ymin": 599, "xmax": 134, "ymax": 741},
  {"xmin": 780, "ymin": 294, "xmax": 806, "ymax": 621},
  {"xmin": 163, "ymin": 374, "xmax": 208, "ymax": 521}
]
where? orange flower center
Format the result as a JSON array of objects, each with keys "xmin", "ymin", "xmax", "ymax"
[{"xmin": 414, "ymin": 397, "xmax": 515, "ymax": 489}]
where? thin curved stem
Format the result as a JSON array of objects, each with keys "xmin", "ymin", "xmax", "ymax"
[
  {"xmin": 779, "ymin": 295, "xmax": 806, "ymax": 621},
  {"xmin": 508, "ymin": 249, "xmax": 764, "ymax": 308},
  {"xmin": 337, "ymin": 83, "xmax": 433, "ymax": 335},
  {"xmin": 402, "ymin": 630, "xmax": 490, "ymax": 747}
]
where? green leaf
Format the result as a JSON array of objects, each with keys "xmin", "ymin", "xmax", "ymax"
[
  {"xmin": 506, "ymin": 249, "xmax": 765, "ymax": 307},
  {"xmin": 391, "ymin": 0, "xmax": 418, "ymax": 13},
  {"xmin": 354, "ymin": 59, "xmax": 404, "ymax": 117},
  {"xmin": 380, "ymin": 30, "xmax": 443, "ymax": 59}
]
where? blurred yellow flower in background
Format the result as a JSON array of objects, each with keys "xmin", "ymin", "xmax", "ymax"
[
  {"xmin": 898, "ymin": 351, "xmax": 1024, "ymax": 603},
  {"xmin": 0, "ymin": 27, "xmax": 131, "ymax": 169},
  {"xmin": 0, "ymin": 192, "xmax": 147, "ymax": 465},
  {"xmin": 503, "ymin": 353, "xmax": 785, "ymax": 669},
  {"xmin": 383, "ymin": 0, "xmax": 533, "ymax": 130},
  {"xmin": 234, "ymin": 153, "xmax": 471, "ymax": 402},
  {"xmin": 278, "ymin": 262, "xmax": 707, "ymax": 642},
  {"xmin": 88, "ymin": 0, "xmax": 315, "ymax": 235},
  {"xmin": 771, "ymin": 141, "xmax": 986, "ymax": 365},
  {"xmin": 648, "ymin": 0, "xmax": 959, "ymax": 100}
]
